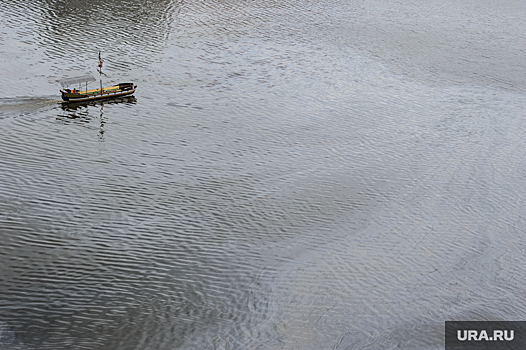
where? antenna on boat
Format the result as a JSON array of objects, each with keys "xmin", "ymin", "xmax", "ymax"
[{"xmin": 98, "ymin": 50, "xmax": 103, "ymax": 95}]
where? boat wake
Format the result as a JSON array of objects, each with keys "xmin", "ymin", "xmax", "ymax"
[{"xmin": 0, "ymin": 97, "xmax": 63, "ymax": 118}]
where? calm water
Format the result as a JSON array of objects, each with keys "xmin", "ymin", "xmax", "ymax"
[{"xmin": 1, "ymin": 0, "xmax": 525, "ymax": 349}]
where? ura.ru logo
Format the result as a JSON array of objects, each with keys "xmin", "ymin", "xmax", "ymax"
[{"xmin": 457, "ymin": 329, "xmax": 514, "ymax": 342}]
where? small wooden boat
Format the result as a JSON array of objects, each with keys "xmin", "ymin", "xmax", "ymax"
[
  {"xmin": 60, "ymin": 77, "xmax": 137, "ymax": 102},
  {"xmin": 59, "ymin": 52, "xmax": 137, "ymax": 103}
]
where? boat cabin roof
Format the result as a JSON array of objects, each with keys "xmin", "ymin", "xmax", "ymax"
[{"xmin": 59, "ymin": 75, "xmax": 96, "ymax": 87}]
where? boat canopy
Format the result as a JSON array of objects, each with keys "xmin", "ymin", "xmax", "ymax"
[{"xmin": 59, "ymin": 75, "xmax": 96, "ymax": 88}]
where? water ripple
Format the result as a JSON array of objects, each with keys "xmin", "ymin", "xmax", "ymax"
[{"xmin": 1, "ymin": 0, "xmax": 526, "ymax": 349}]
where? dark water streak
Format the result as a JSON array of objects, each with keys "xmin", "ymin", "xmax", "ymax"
[{"xmin": 1, "ymin": 0, "xmax": 525, "ymax": 349}]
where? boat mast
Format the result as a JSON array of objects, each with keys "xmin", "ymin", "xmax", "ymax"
[{"xmin": 98, "ymin": 51, "xmax": 103, "ymax": 95}]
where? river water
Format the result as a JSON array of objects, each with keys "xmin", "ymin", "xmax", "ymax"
[{"xmin": 1, "ymin": 0, "xmax": 525, "ymax": 349}]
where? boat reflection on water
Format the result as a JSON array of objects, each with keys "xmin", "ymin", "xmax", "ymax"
[
  {"xmin": 57, "ymin": 95, "xmax": 137, "ymax": 140},
  {"xmin": 60, "ymin": 95, "xmax": 137, "ymax": 111}
]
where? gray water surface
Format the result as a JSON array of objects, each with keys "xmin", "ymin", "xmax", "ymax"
[{"xmin": 1, "ymin": 0, "xmax": 525, "ymax": 349}]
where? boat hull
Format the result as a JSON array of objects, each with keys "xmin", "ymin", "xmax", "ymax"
[{"xmin": 61, "ymin": 83, "xmax": 137, "ymax": 102}]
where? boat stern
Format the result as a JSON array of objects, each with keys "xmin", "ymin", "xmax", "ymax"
[{"xmin": 60, "ymin": 89, "xmax": 70, "ymax": 101}]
